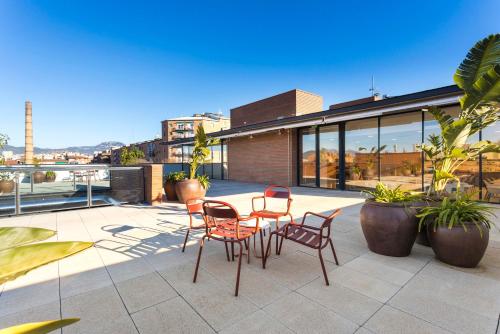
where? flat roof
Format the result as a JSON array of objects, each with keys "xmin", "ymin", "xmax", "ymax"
[{"xmin": 162, "ymin": 85, "xmax": 462, "ymax": 146}]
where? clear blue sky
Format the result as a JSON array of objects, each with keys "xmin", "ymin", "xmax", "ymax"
[{"xmin": 1, "ymin": 0, "xmax": 498, "ymax": 148}]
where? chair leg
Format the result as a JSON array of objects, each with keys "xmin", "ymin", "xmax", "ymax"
[
  {"xmin": 278, "ymin": 235, "xmax": 285, "ymax": 255},
  {"xmin": 246, "ymin": 237, "xmax": 250, "ymax": 264},
  {"xmin": 224, "ymin": 237, "xmax": 230, "ymax": 262},
  {"xmin": 182, "ymin": 228, "xmax": 190, "ymax": 253},
  {"xmin": 231, "ymin": 242, "xmax": 235, "ymax": 261},
  {"xmin": 259, "ymin": 229, "xmax": 265, "ymax": 268},
  {"xmin": 193, "ymin": 236, "xmax": 206, "ymax": 283},
  {"xmin": 235, "ymin": 241, "xmax": 243, "ymax": 296},
  {"xmin": 318, "ymin": 248, "xmax": 329, "ymax": 286},
  {"xmin": 263, "ymin": 232, "xmax": 274, "ymax": 269},
  {"xmin": 329, "ymin": 238, "xmax": 339, "ymax": 265},
  {"xmin": 275, "ymin": 218, "xmax": 279, "ymax": 255}
]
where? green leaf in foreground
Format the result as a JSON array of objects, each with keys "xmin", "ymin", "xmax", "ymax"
[
  {"xmin": 0, "ymin": 227, "xmax": 56, "ymax": 252},
  {"xmin": 0, "ymin": 318, "xmax": 79, "ymax": 334},
  {"xmin": 0, "ymin": 241, "xmax": 93, "ymax": 284}
]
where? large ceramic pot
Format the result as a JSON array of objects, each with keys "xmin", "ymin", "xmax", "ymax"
[
  {"xmin": 411, "ymin": 200, "xmax": 438, "ymax": 247},
  {"xmin": 164, "ymin": 180, "xmax": 178, "ymax": 201},
  {"xmin": 0, "ymin": 180, "xmax": 14, "ymax": 194},
  {"xmin": 175, "ymin": 179, "xmax": 206, "ymax": 204},
  {"xmin": 45, "ymin": 173, "xmax": 56, "ymax": 182},
  {"xmin": 365, "ymin": 168, "xmax": 375, "ymax": 178},
  {"xmin": 32, "ymin": 171, "xmax": 45, "ymax": 184},
  {"xmin": 360, "ymin": 200, "xmax": 418, "ymax": 257},
  {"xmin": 427, "ymin": 222, "xmax": 489, "ymax": 268}
]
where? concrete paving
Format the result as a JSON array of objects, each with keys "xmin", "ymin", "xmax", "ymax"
[{"xmin": 0, "ymin": 180, "xmax": 499, "ymax": 333}]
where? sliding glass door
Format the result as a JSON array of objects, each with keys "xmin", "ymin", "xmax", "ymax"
[
  {"xmin": 319, "ymin": 125, "xmax": 339, "ymax": 189},
  {"xmin": 299, "ymin": 127, "xmax": 316, "ymax": 186}
]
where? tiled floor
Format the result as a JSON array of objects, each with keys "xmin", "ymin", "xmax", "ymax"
[{"xmin": 1, "ymin": 180, "xmax": 499, "ymax": 333}]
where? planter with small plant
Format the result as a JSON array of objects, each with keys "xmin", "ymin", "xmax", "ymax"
[
  {"xmin": 0, "ymin": 133, "xmax": 15, "ymax": 194},
  {"xmin": 45, "ymin": 170, "xmax": 56, "ymax": 182},
  {"xmin": 164, "ymin": 171, "xmax": 185, "ymax": 201},
  {"xmin": 175, "ymin": 126, "xmax": 219, "ymax": 204},
  {"xmin": 361, "ymin": 183, "xmax": 422, "ymax": 257},
  {"xmin": 32, "ymin": 158, "xmax": 45, "ymax": 184},
  {"xmin": 417, "ymin": 194, "xmax": 496, "ymax": 267}
]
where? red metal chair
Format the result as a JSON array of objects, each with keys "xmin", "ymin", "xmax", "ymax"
[
  {"xmin": 251, "ymin": 185, "xmax": 293, "ymax": 254},
  {"xmin": 193, "ymin": 200, "xmax": 262, "ymax": 296},
  {"xmin": 182, "ymin": 199, "xmax": 210, "ymax": 252},
  {"xmin": 264, "ymin": 209, "xmax": 341, "ymax": 286}
]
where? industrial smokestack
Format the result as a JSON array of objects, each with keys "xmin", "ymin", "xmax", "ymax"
[{"xmin": 25, "ymin": 101, "xmax": 33, "ymax": 164}]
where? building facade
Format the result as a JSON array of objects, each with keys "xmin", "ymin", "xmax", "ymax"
[{"xmin": 165, "ymin": 85, "xmax": 499, "ymax": 203}]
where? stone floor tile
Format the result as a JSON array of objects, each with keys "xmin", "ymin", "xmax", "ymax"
[
  {"xmin": 116, "ymin": 272, "xmax": 178, "ymax": 314},
  {"xmin": 0, "ymin": 301, "xmax": 60, "ymax": 329},
  {"xmin": 61, "ymin": 286, "xmax": 138, "ymax": 334},
  {"xmin": 365, "ymin": 305, "xmax": 452, "ymax": 334},
  {"xmin": 343, "ymin": 257, "xmax": 414, "ymax": 286},
  {"xmin": 132, "ymin": 296, "xmax": 214, "ymax": 334},
  {"xmin": 297, "ymin": 278, "xmax": 382, "ymax": 325},
  {"xmin": 219, "ymin": 310, "xmax": 293, "ymax": 334},
  {"xmin": 263, "ymin": 292, "xmax": 358, "ymax": 334}
]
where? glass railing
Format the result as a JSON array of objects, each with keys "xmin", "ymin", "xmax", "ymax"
[{"xmin": 0, "ymin": 165, "xmax": 143, "ymax": 216}]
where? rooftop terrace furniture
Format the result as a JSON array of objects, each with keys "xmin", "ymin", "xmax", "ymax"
[
  {"xmin": 264, "ymin": 209, "xmax": 341, "ymax": 285},
  {"xmin": 193, "ymin": 200, "xmax": 262, "ymax": 296},
  {"xmin": 182, "ymin": 199, "xmax": 211, "ymax": 253},
  {"xmin": 251, "ymin": 185, "xmax": 293, "ymax": 255}
]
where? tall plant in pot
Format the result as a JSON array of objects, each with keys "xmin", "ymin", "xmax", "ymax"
[
  {"xmin": 32, "ymin": 158, "xmax": 45, "ymax": 184},
  {"xmin": 360, "ymin": 183, "xmax": 422, "ymax": 257},
  {"xmin": 417, "ymin": 34, "xmax": 500, "ymax": 266},
  {"xmin": 175, "ymin": 126, "xmax": 219, "ymax": 204},
  {"xmin": 0, "ymin": 133, "xmax": 15, "ymax": 194},
  {"xmin": 164, "ymin": 171, "xmax": 185, "ymax": 201}
]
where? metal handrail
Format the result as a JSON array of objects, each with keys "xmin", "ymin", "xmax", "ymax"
[{"xmin": 0, "ymin": 164, "xmax": 143, "ymax": 172}]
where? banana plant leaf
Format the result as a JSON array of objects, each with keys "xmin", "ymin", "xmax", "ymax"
[
  {"xmin": 0, "ymin": 227, "xmax": 56, "ymax": 252},
  {"xmin": 442, "ymin": 119, "xmax": 471, "ymax": 149},
  {"xmin": 0, "ymin": 318, "xmax": 79, "ymax": 334},
  {"xmin": 0, "ymin": 241, "xmax": 93, "ymax": 284}
]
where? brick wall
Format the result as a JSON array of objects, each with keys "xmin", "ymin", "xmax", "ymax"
[
  {"xmin": 231, "ymin": 89, "xmax": 323, "ymax": 128},
  {"xmin": 227, "ymin": 129, "xmax": 297, "ymax": 186}
]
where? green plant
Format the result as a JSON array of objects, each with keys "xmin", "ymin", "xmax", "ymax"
[
  {"xmin": 420, "ymin": 34, "xmax": 500, "ymax": 196},
  {"xmin": 352, "ymin": 165, "xmax": 362, "ymax": 178},
  {"xmin": 417, "ymin": 193, "xmax": 496, "ymax": 237},
  {"xmin": 45, "ymin": 171, "xmax": 56, "ymax": 178},
  {"xmin": 196, "ymin": 174, "xmax": 211, "ymax": 190},
  {"xmin": 0, "ymin": 227, "xmax": 93, "ymax": 333},
  {"xmin": 120, "ymin": 146, "xmax": 145, "ymax": 166},
  {"xmin": 363, "ymin": 183, "xmax": 422, "ymax": 203},
  {"xmin": 359, "ymin": 145, "xmax": 387, "ymax": 170},
  {"xmin": 165, "ymin": 171, "xmax": 186, "ymax": 182},
  {"xmin": 0, "ymin": 133, "xmax": 8, "ymax": 165},
  {"xmin": 188, "ymin": 126, "xmax": 219, "ymax": 179},
  {"xmin": 33, "ymin": 157, "xmax": 41, "ymax": 167}
]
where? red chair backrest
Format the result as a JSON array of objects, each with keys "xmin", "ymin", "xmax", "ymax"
[
  {"xmin": 320, "ymin": 209, "xmax": 342, "ymax": 237},
  {"xmin": 186, "ymin": 199, "xmax": 203, "ymax": 214},
  {"xmin": 264, "ymin": 185, "xmax": 291, "ymax": 199},
  {"xmin": 202, "ymin": 200, "xmax": 239, "ymax": 222}
]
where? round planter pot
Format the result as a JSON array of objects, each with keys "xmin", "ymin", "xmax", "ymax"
[
  {"xmin": 164, "ymin": 180, "xmax": 178, "ymax": 201},
  {"xmin": 45, "ymin": 174, "xmax": 56, "ymax": 182},
  {"xmin": 32, "ymin": 171, "xmax": 45, "ymax": 184},
  {"xmin": 0, "ymin": 180, "xmax": 15, "ymax": 194},
  {"xmin": 427, "ymin": 223, "xmax": 489, "ymax": 268},
  {"xmin": 411, "ymin": 200, "xmax": 439, "ymax": 247},
  {"xmin": 175, "ymin": 179, "xmax": 206, "ymax": 204},
  {"xmin": 360, "ymin": 200, "xmax": 418, "ymax": 257},
  {"xmin": 364, "ymin": 168, "xmax": 375, "ymax": 178}
]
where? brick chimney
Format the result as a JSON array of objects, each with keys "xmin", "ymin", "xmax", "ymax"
[{"xmin": 25, "ymin": 101, "xmax": 33, "ymax": 164}]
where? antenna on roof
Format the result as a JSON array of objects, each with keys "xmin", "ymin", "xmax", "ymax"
[{"xmin": 369, "ymin": 75, "xmax": 379, "ymax": 97}]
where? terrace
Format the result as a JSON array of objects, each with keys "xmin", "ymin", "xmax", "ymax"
[{"xmin": 0, "ymin": 180, "xmax": 499, "ymax": 334}]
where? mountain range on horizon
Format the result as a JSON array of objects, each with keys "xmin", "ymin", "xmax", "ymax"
[{"xmin": 1, "ymin": 141, "xmax": 125, "ymax": 155}]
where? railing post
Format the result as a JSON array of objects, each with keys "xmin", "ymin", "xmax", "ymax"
[
  {"xmin": 30, "ymin": 171, "xmax": 34, "ymax": 193},
  {"xmin": 87, "ymin": 172, "xmax": 92, "ymax": 208},
  {"xmin": 15, "ymin": 173, "xmax": 21, "ymax": 215}
]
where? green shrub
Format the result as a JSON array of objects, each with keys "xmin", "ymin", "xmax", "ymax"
[
  {"xmin": 165, "ymin": 171, "xmax": 186, "ymax": 182},
  {"xmin": 363, "ymin": 183, "xmax": 422, "ymax": 203}
]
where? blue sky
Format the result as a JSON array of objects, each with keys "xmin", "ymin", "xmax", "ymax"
[{"xmin": 1, "ymin": 0, "xmax": 498, "ymax": 148}]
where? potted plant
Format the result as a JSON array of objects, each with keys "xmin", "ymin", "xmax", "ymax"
[
  {"xmin": 164, "ymin": 171, "xmax": 185, "ymax": 201},
  {"xmin": 32, "ymin": 158, "xmax": 45, "ymax": 184},
  {"xmin": 401, "ymin": 160, "xmax": 412, "ymax": 176},
  {"xmin": 175, "ymin": 126, "xmax": 219, "ymax": 204},
  {"xmin": 360, "ymin": 183, "xmax": 422, "ymax": 257},
  {"xmin": 417, "ymin": 34, "xmax": 500, "ymax": 261},
  {"xmin": 351, "ymin": 165, "xmax": 362, "ymax": 180},
  {"xmin": 45, "ymin": 170, "xmax": 56, "ymax": 182},
  {"xmin": 0, "ymin": 133, "xmax": 15, "ymax": 194},
  {"xmin": 417, "ymin": 193, "xmax": 496, "ymax": 267},
  {"xmin": 359, "ymin": 145, "xmax": 386, "ymax": 178}
]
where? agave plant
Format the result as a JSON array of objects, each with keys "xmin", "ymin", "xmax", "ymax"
[
  {"xmin": 0, "ymin": 227, "xmax": 93, "ymax": 333},
  {"xmin": 420, "ymin": 34, "xmax": 500, "ymax": 196}
]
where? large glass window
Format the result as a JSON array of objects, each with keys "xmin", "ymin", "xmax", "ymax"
[
  {"xmin": 345, "ymin": 118, "xmax": 379, "ymax": 190},
  {"xmin": 380, "ymin": 112, "xmax": 422, "ymax": 191},
  {"xmin": 300, "ymin": 127, "xmax": 316, "ymax": 186},
  {"xmin": 424, "ymin": 106, "xmax": 480, "ymax": 197},
  {"xmin": 319, "ymin": 125, "xmax": 339, "ymax": 189},
  {"xmin": 481, "ymin": 120, "xmax": 500, "ymax": 203}
]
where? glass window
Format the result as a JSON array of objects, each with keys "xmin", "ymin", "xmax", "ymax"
[
  {"xmin": 319, "ymin": 125, "xmax": 339, "ymax": 189},
  {"xmin": 481, "ymin": 120, "xmax": 500, "ymax": 203},
  {"xmin": 345, "ymin": 118, "xmax": 378, "ymax": 191},
  {"xmin": 380, "ymin": 112, "xmax": 422, "ymax": 191},
  {"xmin": 300, "ymin": 127, "xmax": 317, "ymax": 186},
  {"xmin": 424, "ymin": 106, "xmax": 480, "ymax": 197}
]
